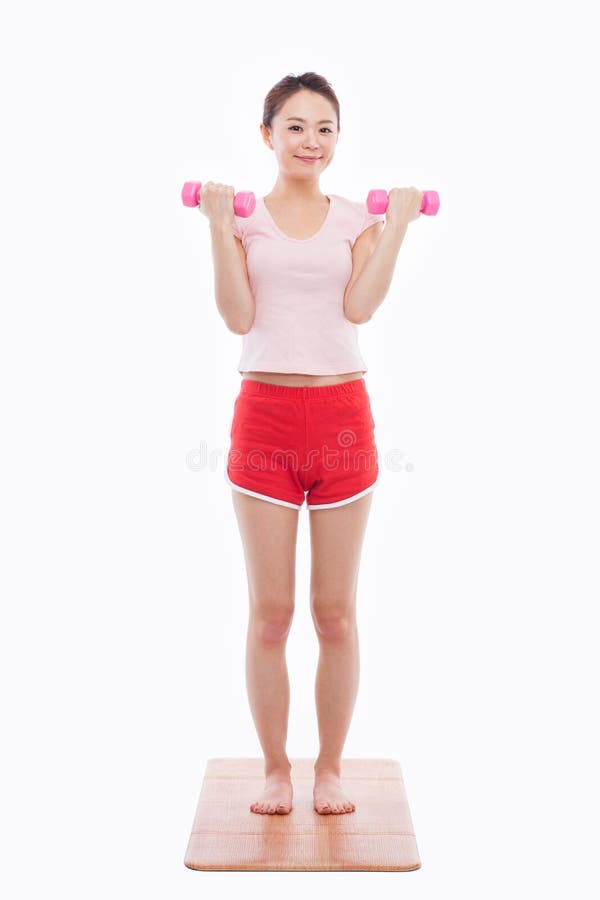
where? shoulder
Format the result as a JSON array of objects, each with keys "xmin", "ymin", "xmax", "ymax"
[
  {"xmin": 232, "ymin": 200, "xmax": 263, "ymax": 245},
  {"xmin": 330, "ymin": 193, "xmax": 362, "ymax": 218},
  {"xmin": 331, "ymin": 194, "xmax": 385, "ymax": 244}
]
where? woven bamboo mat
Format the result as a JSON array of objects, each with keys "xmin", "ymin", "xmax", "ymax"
[{"xmin": 184, "ymin": 757, "xmax": 421, "ymax": 872}]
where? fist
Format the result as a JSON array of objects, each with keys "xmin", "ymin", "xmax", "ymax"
[
  {"xmin": 385, "ymin": 187, "xmax": 424, "ymax": 227},
  {"xmin": 197, "ymin": 181, "xmax": 236, "ymax": 227}
]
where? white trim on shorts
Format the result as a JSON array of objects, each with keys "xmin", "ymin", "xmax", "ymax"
[
  {"xmin": 225, "ymin": 469, "xmax": 381, "ymax": 510},
  {"xmin": 225, "ymin": 471, "xmax": 304, "ymax": 509},
  {"xmin": 306, "ymin": 469, "xmax": 381, "ymax": 509}
]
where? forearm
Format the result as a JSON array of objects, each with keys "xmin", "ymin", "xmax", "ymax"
[
  {"xmin": 209, "ymin": 223, "xmax": 255, "ymax": 334},
  {"xmin": 345, "ymin": 221, "xmax": 409, "ymax": 323}
]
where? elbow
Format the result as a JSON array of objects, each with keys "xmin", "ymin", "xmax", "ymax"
[
  {"xmin": 344, "ymin": 309, "xmax": 371, "ymax": 325},
  {"xmin": 220, "ymin": 297, "xmax": 255, "ymax": 334},
  {"xmin": 228, "ymin": 316, "xmax": 255, "ymax": 335},
  {"xmin": 229, "ymin": 322, "xmax": 250, "ymax": 335},
  {"xmin": 344, "ymin": 292, "xmax": 371, "ymax": 325}
]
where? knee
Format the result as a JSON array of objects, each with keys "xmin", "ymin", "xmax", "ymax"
[
  {"xmin": 251, "ymin": 607, "xmax": 294, "ymax": 643},
  {"xmin": 311, "ymin": 602, "xmax": 356, "ymax": 640}
]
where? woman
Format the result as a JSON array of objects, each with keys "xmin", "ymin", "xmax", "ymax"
[{"xmin": 199, "ymin": 72, "xmax": 422, "ymax": 816}]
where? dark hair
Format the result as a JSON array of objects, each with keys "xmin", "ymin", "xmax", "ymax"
[{"xmin": 262, "ymin": 72, "xmax": 340, "ymax": 133}]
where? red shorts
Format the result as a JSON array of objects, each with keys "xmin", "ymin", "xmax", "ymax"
[{"xmin": 226, "ymin": 378, "xmax": 380, "ymax": 510}]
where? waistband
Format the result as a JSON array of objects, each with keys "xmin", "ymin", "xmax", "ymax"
[{"xmin": 239, "ymin": 377, "xmax": 367, "ymax": 399}]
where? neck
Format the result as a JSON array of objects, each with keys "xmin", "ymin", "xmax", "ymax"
[{"xmin": 267, "ymin": 174, "xmax": 327, "ymax": 205}]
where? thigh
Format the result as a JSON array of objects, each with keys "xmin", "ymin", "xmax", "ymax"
[
  {"xmin": 231, "ymin": 489, "xmax": 300, "ymax": 620},
  {"xmin": 308, "ymin": 491, "xmax": 374, "ymax": 624},
  {"xmin": 304, "ymin": 387, "xmax": 379, "ymax": 509},
  {"xmin": 227, "ymin": 389, "xmax": 306, "ymax": 508}
]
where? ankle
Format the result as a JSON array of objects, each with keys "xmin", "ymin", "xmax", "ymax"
[
  {"xmin": 314, "ymin": 758, "xmax": 341, "ymax": 778},
  {"xmin": 264, "ymin": 757, "xmax": 292, "ymax": 777}
]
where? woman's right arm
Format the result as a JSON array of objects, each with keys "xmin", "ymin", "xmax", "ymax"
[
  {"xmin": 199, "ymin": 182, "xmax": 255, "ymax": 335},
  {"xmin": 209, "ymin": 223, "xmax": 255, "ymax": 335}
]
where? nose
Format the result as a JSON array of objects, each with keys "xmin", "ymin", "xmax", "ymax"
[{"xmin": 302, "ymin": 131, "xmax": 320, "ymax": 148}]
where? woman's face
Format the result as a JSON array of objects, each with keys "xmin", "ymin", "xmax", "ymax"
[{"xmin": 261, "ymin": 89, "xmax": 338, "ymax": 178}]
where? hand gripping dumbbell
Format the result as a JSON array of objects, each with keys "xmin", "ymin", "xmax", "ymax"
[
  {"xmin": 181, "ymin": 181, "xmax": 256, "ymax": 217},
  {"xmin": 367, "ymin": 189, "xmax": 440, "ymax": 216}
]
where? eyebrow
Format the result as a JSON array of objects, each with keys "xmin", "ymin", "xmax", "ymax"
[{"xmin": 285, "ymin": 117, "xmax": 335, "ymax": 124}]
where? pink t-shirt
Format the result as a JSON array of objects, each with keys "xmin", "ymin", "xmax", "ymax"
[{"xmin": 231, "ymin": 194, "xmax": 385, "ymax": 375}]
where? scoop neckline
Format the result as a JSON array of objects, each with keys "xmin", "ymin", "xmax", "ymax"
[{"xmin": 260, "ymin": 194, "xmax": 334, "ymax": 243}]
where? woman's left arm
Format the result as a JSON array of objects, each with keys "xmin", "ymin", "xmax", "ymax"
[
  {"xmin": 344, "ymin": 220, "xmax": 408, "ymax": 324},
  {"xmin": 344, "ymin": 187, "xmax": 423, "ymax": 324}
]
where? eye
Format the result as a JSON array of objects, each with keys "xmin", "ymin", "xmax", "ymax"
[{"xmin": 289, "ymin": 125, "xmax": 332, "ymax": 133}]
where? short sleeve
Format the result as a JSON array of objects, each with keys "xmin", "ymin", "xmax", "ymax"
[
  {"xmin": 231, "ymin": 216, "xmax": 244, "ymax": 241},
  {"xmin": 357, "ymin": 207, "xmax": 386, "ymax": 240}
]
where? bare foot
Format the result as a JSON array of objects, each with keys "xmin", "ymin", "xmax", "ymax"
[
  {"xmin": 313, "ymin": 770, "xmax": 356, "ymax": 815},
  {"xmin": 250, "ymin": 769, "xmax": 293, "ymax": 815}
]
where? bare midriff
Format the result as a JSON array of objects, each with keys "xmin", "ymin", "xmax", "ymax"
[{"xmin": 241, "ymin": 371, "xmax": 364, "ymax": 387}]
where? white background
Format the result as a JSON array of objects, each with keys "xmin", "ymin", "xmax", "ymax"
[{"xmin": 1, "ymin": 0, "xmax": 598, "ymax": 896}]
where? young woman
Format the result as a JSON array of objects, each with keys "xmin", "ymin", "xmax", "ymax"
[{"xmin": 199, "ymin": 72, "xmax": 422, "ymax": 816}]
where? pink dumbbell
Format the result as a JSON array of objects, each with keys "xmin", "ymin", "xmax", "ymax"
[
  {"xmin": 181, "ymin": 181, "xmax": 256, "ymax": 217},
  {"xmin": 367, "ymin": 189, "xmax": 440, "ymax": 216}
]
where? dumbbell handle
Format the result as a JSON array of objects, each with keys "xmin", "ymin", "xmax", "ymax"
[
  {"xmin": 181, "ymin": 181, "xmax": 256, "ymax": 217},
  {"xmin": 367, "ymin": 189, "xmax": 439, "ymax": 216}
]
